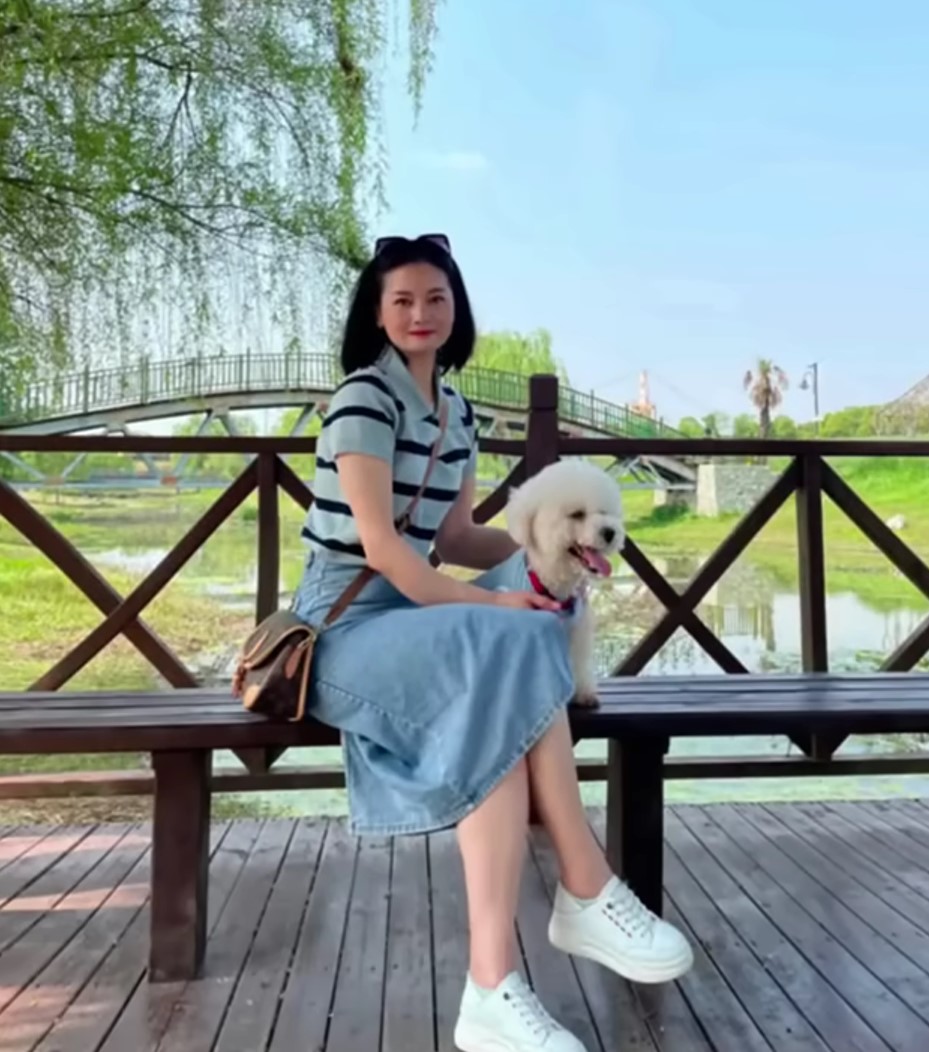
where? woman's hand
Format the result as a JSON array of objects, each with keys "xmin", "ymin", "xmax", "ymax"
[{"xmin": 491, "ymin": 589, "xmax": 563, "ymax": 613}]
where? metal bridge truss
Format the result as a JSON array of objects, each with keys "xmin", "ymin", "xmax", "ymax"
[
  {"xmin": 2, "ymin": 405, "xmax": 696, "ymax": 495},
  {"xmin": 2, "ymin": 406, "xmax": 696, "ymax": 493},
  {"xmin": 0, "ymin": 402, "xmax": 328, "ymax": 492}
]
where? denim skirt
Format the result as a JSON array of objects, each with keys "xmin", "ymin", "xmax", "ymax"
[{"xmin": 292, "ymin": 549, "xmax": 577, "ymax": 836}]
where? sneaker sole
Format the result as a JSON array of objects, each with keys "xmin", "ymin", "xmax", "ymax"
[
  {"xmin": 453, "ymin": 1021, "xmax": 526, "ymax": 1052},
  {"xmin": 549, "ymin": 926, "xmax": 694, "ymax": 984}
]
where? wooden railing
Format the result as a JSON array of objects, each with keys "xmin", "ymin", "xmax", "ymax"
[{"xmin": 2, "ymin": 374, "xmax": 929, "ymax": 796}]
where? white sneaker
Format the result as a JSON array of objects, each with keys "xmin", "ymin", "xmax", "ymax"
[
  {"xmin": 453, "ymin": 971, "xmax": 589, "ymax": 1052},
  {"xmin": 548, "ymin": 875, "xmax": 693, "ymax": 984}
]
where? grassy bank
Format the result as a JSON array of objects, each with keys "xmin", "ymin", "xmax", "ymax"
[
  {"xmin": 623, "ymin": 455, "xmax": 929, "ymax": 558},
  {"xmin": 0, "ymin": 546, "xmax": 254, "ymax": 692}
]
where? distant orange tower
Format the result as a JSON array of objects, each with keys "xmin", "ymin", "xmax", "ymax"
[{"xmin": 630, "ymin": 370, "xmax": 656, "ymax": 419}]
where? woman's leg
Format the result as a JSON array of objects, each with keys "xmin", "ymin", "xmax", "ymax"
[
  {"xmin": 470, "ymin": 551, "xmax": 689, "ymax": 966},
  {"xmin": 527, "ymin": 712, "xmax": 694, "ymax": 984},
  {"xmin": 454, "ymin": 755, "xmax": 590, "ymax": 1051},
  {"xmin": 524, "ymin": 711, "xmax": 611, "ymax": 896},
  {"xmin": 456, "ymin": 757, "xmax": 529, "ymax": 987}
]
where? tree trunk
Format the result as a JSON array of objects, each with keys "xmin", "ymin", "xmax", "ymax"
[{"xmin": 760, "ymin": 404, "xmax": 771, "ymax": 439}]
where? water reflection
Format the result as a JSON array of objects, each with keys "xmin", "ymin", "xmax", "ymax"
[
  {"xmin": 89, "ymin": 538, "xmax": 928, "ymax": 678},
  {"xmin": 593, "ymin": 554, "xmax": 928, "ymax": 677}
]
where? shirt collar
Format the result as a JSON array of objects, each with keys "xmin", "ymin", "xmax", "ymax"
[{"xmin": 377, "ymin": 343, "xmax": 442, "ymax": 421}]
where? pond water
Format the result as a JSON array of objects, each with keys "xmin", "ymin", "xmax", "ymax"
[{"xmin": 86, "ymin": 518, "xmax": 929, "ymax": 814}]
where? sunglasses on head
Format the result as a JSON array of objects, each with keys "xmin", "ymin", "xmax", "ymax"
[{"xmin": 374, "ymin": 233, "xmax": 451, "ymax": 256}]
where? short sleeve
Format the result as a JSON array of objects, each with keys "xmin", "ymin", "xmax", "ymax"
[{"xmin": 321, "ymin": 372, "xmax": 399, "ymax": 463}]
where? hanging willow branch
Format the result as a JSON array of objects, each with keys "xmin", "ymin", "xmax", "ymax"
[{"xmin": 0, "ymin": 0, "xmax": 440, "ymax": 394}]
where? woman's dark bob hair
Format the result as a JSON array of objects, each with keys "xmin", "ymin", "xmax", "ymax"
[{"xmin": 339, "ymin": 235, "xmax": 476, "ymax": 376}]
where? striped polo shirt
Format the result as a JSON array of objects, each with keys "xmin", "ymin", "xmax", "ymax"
[{"xmin": 302, "ymin": 345, "xmax": 478, "ymax": 563}]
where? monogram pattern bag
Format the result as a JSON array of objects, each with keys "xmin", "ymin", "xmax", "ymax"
[{"xmin": 233, "ymin": 399, "xmax": 449, "ymax": 721}]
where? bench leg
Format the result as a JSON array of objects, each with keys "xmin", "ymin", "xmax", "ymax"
[
  {"xmin": 150, "ymin": 749, "xmax": 211, "ymax": 982},
  {"xmin": 605, "ymin": 735, "xmax": 668, "ymax": 917}
]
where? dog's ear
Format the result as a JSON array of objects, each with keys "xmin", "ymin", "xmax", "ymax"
[{"xmin": 505, "ymin": 484, "xmax": 534, "ymax": 548}]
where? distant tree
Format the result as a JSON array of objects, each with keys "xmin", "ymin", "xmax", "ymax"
[
  {"xmin": 468, "ymin": 329, "xmax": 570, "ymax": 384},
  {"xmin": 732, "ymin": 413, "xmax": 760, "ymax": 438},
  {"xmin": 819, "ymin": 404, "xmax": 878, "ymax": 438},
  {"xmin": 677, "ymin": 416, "xmax": 705, "ymax": 437},
  {"xmin": 743, "ymin": 359, "xmax": 789, "ymax": 439},
  {"xmin": 770, "ymin": 414, "xmax": 798, "ymax": 439},
  {"xmin": 0, "ymin": 0, "xmax": 440, "ymax": 392},
  {"xmin": 701, "ymin": 411, "xmax": 730, "ymax": 437},
  {"xmin": 463, "ymin": 329, "xmax": 571, "ymax": 480}
]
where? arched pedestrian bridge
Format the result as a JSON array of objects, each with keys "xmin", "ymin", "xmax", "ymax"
[
  {"xmin": 0, "ymin": 353, "xmax": 694, "ymax": 490},
  {"xmin": 1, "ymin": 353, "xmax": 683, "ymax": 437}
]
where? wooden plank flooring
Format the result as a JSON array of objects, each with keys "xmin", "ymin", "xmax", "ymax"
[{"xmin": 1, "ymin": 801, "xmax": 929, "ymax": 1050}]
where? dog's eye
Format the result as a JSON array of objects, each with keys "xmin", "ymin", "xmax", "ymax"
[{"xmin": 570, "ymin": 509, "xmax": 586, "ymax": 520}]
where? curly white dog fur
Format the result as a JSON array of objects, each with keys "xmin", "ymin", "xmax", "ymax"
[{"xmin": 505, "ymin": 459, "xmax": 625, "ymax": 706}]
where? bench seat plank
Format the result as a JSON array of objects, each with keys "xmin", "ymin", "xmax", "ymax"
[
  {"xmin": 0, "ymin": 692, "xmax": 338, "ymax": 753},
  {"xmin": 4, "ymin": 673, "xmax": 929, "ymax": 752}
]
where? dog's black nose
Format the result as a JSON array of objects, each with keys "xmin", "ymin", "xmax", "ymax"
[{"xmin": 601, "ymin": 526, "xmax": 616, "ymax": 545}]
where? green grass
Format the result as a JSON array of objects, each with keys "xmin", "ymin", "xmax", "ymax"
[
  {"xmin": 623, "ymin": 456, "xmax": 929, "ymax": 560},
  {"xmin": 0, "ymin": 546, "xmax": 255, "ymax": 692}
]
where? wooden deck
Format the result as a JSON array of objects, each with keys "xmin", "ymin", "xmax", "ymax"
[{"xmin": 2, "ymin": 802, "xmax": 929, "ymax": 1051}]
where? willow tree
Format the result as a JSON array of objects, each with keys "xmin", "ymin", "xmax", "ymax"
[
  {"xmin": 0, "ymin": 0, "xmax": 440, "ymax": 394},
  {"xmin": 469, "ymin": 329, "xmax": 570, "ymax": 385}
]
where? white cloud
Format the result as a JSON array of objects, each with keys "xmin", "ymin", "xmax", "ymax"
[{"xmin": 417, "ymin": 150, "xmax": 490, "ymax": 172}]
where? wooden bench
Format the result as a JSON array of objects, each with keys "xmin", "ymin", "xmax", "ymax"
[{"xmin": 3, "ymin": 671, "xmax": 929, "ymax": 982}]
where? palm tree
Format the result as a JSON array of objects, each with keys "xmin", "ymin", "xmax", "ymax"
[{"xmin": 743, "ymin": 359, "xmax": 789, "ymax": 439}]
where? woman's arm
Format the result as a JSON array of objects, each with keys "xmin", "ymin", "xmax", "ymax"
[
  {"xmin": 338, "ymin": 452, "xmax": 514, "ymax": 606},
  {"xmin": 434, "ymin": 474, "xmax": 520, "ymax": 570}
]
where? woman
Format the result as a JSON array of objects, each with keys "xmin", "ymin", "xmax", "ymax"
[{"xmin": 294, "ymin": 233, "xmax": 692, "ymax": 1052}]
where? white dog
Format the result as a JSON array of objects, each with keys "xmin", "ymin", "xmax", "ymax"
[{"xmin": 505, "ymin": 459, "xmax": 625, "ymax": 706}]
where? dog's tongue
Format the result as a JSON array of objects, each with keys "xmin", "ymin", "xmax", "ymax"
[{"xmin": 581, "ymin": 547, "xmax": 613, "ymax": 577}]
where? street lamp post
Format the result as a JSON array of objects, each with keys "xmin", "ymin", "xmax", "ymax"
[{"xmin": 800, "ymin": 362, "xmax": 820, "ymax": 433}]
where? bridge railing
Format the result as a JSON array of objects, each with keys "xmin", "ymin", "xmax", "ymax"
[
  {"xmin": 3, "ymin": 353, "xmax": 681, "ymax": 440},
  {"xmin": 2, "ymin": 374, "xmax": 929, "ymax": 799}
]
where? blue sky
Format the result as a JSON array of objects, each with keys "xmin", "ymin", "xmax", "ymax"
[{"xmin": 375, "ymin": 0, "xmax": 929, "ymax": 425}]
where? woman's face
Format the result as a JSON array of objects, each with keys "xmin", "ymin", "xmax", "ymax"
[{"xmin": 377, "ymin": 262, "xmax": 454, "ymax": 359}]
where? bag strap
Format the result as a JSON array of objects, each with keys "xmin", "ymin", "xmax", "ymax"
[{"xmin": 321, "ymin": 397, "xmax": 449, "ymax": 628}]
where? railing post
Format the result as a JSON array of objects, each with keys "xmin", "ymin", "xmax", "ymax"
[
  {"xmin": 256, "ymin": 453, "xmax": 280, "ymax": 622},
  {"xmin": 524, "ymin": 374, "xmax": 561, "ymax": 827},
  {"xmin": 796, "ymin": 452, "xmax": 835, "ymax": 759},
  {"xmin": 244, "ymin": 453, "xmax": 287, "ymax": 775},
  {"xmin": 525, "ymin": 374, "xmax": 561, "ymax": 477}
]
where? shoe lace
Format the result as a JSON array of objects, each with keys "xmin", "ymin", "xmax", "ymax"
[
  {"xmin": 602, "ymin": 881, "xmax": 657, "ymax": 939},
  {"xmin": 502, "ymin": 982, "xmax": 557, "ymax": 1038}
]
